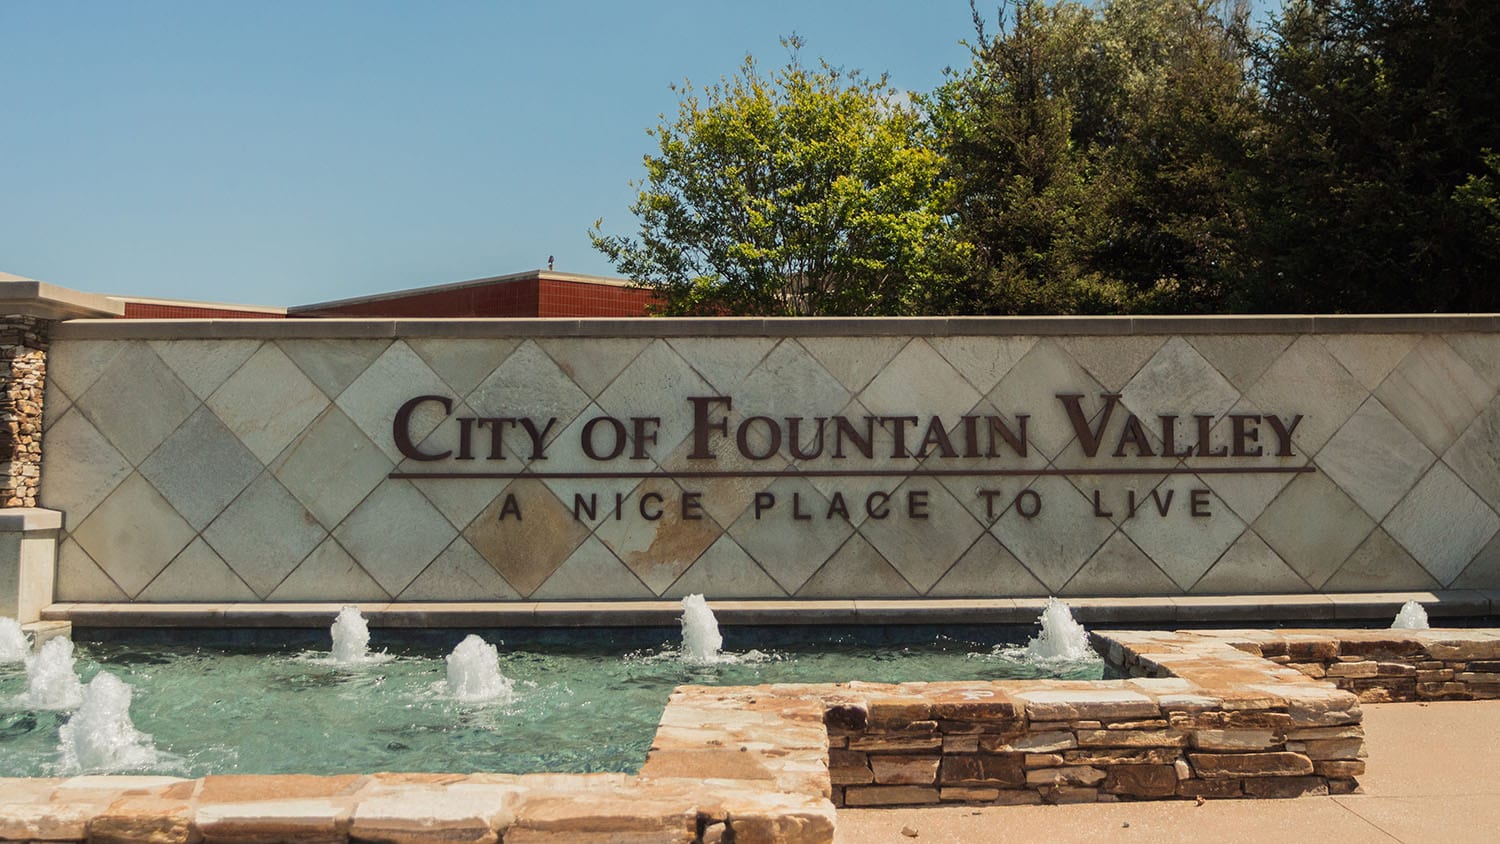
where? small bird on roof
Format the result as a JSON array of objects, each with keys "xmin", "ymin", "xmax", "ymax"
[{"xmin": 547, "ymin": 255, "xmax": 555, "ymax": 270}]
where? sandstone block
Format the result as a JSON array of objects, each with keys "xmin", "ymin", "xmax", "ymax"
[
  {"xmin": 829, "ymin": 767, "xmax": 873, "ymax": 786},
  {"xmin": 1024, "ymin": 754, "xmax": 1065, "ymax": 768},
  {"xmin": 1303, "ymin": 738, "xmax": 1365, "ymax": 761},
  {"xmin": 195, "ymin": 797, "xmax": 353, "ymax": 843},
  {"xmin": 1043, "ymin": 786, "xmax": 1100, "ymax": 804},
  {"xmin": 1417, "ymin": 681, "xmax": 1470, "ymax": 699},
  {"xmin": 939, "ymin": 787, "xmax": 999, "ymax": 802},
  {"xmin": 1427, "ymin": 641, "xmax": 1500, "ymax": 661},
  {"xmin": 1284, "ymin": 725, "xmax": 1362, "ymax": 741},
  {"xmin": 351, "ymin": 783, "xmax": 522, "ymax": 844},
  {"xmin": 1416, "ymin": 669, "xmax": 1455, "ymax": 682},
  {"xmin": 842, "ymin": 786, "xmax": 940, "ymax": 807},
  {"xmin": 1191, "ymin": 730, "xmax": 1281, "ymax": 751},
  {"xmin": 848, "ymin": 734, "xmax": 942, "ymax": 752},
  {"xmin": 867, "ymin": 697, "xmax": 932, "ymax": 724},
  {"xmin": 939, "ymin": 755, "xmax": 1025, "ymax": 788},
  {"xmin": 1169, "ymin": 711, "xmax": 1293, "ymax": 731},
  {"xmin": 870, "ymin": 755, "xmax": 940, "ymax": 785},
  {"xmin": 943, "ymin": 735, "xmax": 979, "ymax": 753},
  {"xmin": 1105, "ymin": 719, "xmax": 1168, "ymax": 730},
  {"xmin": 1189, "ymin": 752, "xmax": 1313, "ymax": 778},
  {"xmin": 1326, "ymin": 661, "xmax": 1379, "ymax": 678},
  {"xmin": 1177, "ymin": 778, "xmax": 1243, "ymax": 799},
  {"xmin": 981, "ymin": 731, "xmax": 1075, "ymax": 753},
  {"xmin": 1375, "ymin": 661, "xmax": 1416, "ymax": 677},
  {"xmin": 1062, "ymin": 748, "xmax": 1180, "ymax": 766},
  {"xmin": 1328, "ymin": 778, "xmax": 1360, "ymax": 795},
  {"xmin": 1314, "ymin": 760, "xmax": 1366, "ymax": 778},
  {"xmin": 1015, "ymin": 690, "xmax": 1160, "ymax": 722},
  {"xmin": 1024, "ymin": 766, "xmax": 1106, "ymax": 788},
  {"xmin": 507, "ymin": 792, "xmax": 696, "ymax": 843},
  {"xmin": 1076, "ymin": 729, "xmax": 1187, "ymax": 748},
  {"xmin": 1284, "ymin": 639, "xmax": 1338, "ymax": 661},
  {"xmin": 1103, "ymin": 765, "xmax": 1177, "ymax": 798},
  {"xmin": 1243, "ymin": 776, "xmax": 1329, "ymax": 798},
  {"xmin": 723, "ymin": 804, "xmax": 836, "ymax": 844},
  {"xmin": 87, "ymin": 795, "xmax": 195, "ymax": 844}
]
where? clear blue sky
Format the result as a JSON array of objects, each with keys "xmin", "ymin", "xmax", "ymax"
[{"xmin": 2, "ymin": 1, "xmax": 1274, "ymax": 307}]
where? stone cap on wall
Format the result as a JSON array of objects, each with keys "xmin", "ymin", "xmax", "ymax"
[
  {"xmin": 0, "ymin": 273, "xmax": 125, "ymax": 319},
  {"xmin": 51, "ymin": 312, "xmax": 1500, "ymax": 340}
]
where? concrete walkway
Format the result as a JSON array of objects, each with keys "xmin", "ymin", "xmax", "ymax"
[{"xmin": 836, "ymin": 700, "xmax": 1500, "ymax": 843}]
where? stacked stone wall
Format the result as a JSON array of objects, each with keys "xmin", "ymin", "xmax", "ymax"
[
  {"xmin": 1191, "ymin": 629, "xmax": 1500, "ymax": 703},
  {"xmin": 0, "ymin": 315, "xmax": 49, "ymax": 507},
  {"xmin": 823, "ymin": 679, "xmax": 1364, "ymax": 807}
]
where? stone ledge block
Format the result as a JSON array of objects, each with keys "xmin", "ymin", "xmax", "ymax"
[
  {"xmin": 1025, "ymin": 766, "xmax": 1106, "ymax": 788},
  {"xmin": 981, "ymin": 730, "xmax": 1076, "ymax": 753},
  {"xmin": 869, "ymin": 755, "xmax": 939, "ymax": 786},
  {"xmin": 1076, "ymin": 729, "xmax": 1188, "ymax": 748},
  {"xmin": 1014, "ymin": 690, "xmax": 1160, "ymax": 722},
  {"xmin": 194, "ymin": 797, "xmax": 353, "ymax": 842},
  {"xmin": 505, "ymin": 791, "xmax": 698, "ymax": 843},
  {"xmin": 938, "ymin": 755, "xmax": 1025, "ymax": 788},
  {"xmin": 842, "ymin": 786, "xmax": 940, "ymax": 807},
  {"xmin": 1242, "ymin": 776, "xmax": 1329, "ymax": 798},
  {"xmin": 1102, "ymin": 765, "xmax": 1177, "ymax": 797},
  {"xmin": 350, "ymin": 783, "xmax": 523, "ymax": 844},
  {"xmin": 1189, "ymin": 752, "xmax": 1314, "ymax": 779},
  {"xmin": 1191, "ymin": 729, "xmax": 1282, "ymax": 751}
]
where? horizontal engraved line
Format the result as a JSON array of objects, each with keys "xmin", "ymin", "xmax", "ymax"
[{"xmin": 389, "ymin": 466, "xmax": 1316, "ymax": 481}]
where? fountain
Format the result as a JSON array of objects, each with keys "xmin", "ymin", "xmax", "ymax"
[
  {"xmin": 15, "ymin": 635, "xmax": 84, "ymax": 709},
  {"xmin": 0, "ymin": 616, "xmax": 28, "ymax": 662},
  {"xmin": 679, "ymin": 594, "xmax": 723, "ymax": 665},
  {"xmin": 1023, "ymin": 597, "xmax": 1094, "ymax": 661},
  {"xmin": 1391, "ymin": 600, "xmax": 1430, "ymax": 629},
  {"xmin": 57, "ymin": 671, "xmax": 161, "ymax": 773},
  {"xmin": 444, "ymin": 634, "xmax": 515, "ymax": 703},
  {"xmin": 330, "ymin": 605, "xmax": 379, "ymax": 664}
]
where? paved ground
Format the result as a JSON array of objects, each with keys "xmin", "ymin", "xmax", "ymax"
[{"xmin": 835, "ymin": 700, "xmax": 1500, "ymax": 844}]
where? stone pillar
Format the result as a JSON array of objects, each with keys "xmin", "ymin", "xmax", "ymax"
[
  {"xmin": 0, "ymin": 314, "xmax": 50, "ymax": 506},
  {"xmin": 0, "ymin": 274, "xmax": 122, "ymax": 622}
]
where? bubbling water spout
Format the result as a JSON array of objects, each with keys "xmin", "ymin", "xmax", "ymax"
[
  {"xmin": 680, "ymin": 594, "xmax": 723, "ymax": 665},
  {"xmin": 57, "ymin": 671, "xmax": 160, "ymax": 773},
  {"xmin": 18, "ymin": 635, "xmax": 84, "ymax": 709},
  {"xmin": 330, "ymin": 606, "xmax": 371, "ymax": 664},
  {"xmin": 445, "ymin": 635, "xmax": 515, "ymax": 703},
  {"xmin": 1024, "ymin": 598, "xmax": 1093, "ymax": 661},
  {"xmin": 1391, "ymin": 600, "xmax": 1430, "ymax": 629},
  {"xmin": 0, "ymin": 617, "xmax": 28, "ymax": 662}
]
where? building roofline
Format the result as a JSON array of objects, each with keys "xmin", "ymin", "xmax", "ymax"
[
  {"xmin": 109, "ymin": 295, "xmax": 288, "ymax": 315},
  {"xmin": 289, "ymin": 269, "xmax": 639, "ymax": 314}
]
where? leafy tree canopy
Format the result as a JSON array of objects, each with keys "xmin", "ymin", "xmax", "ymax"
[{"xmin": 590, "ymin": 38, "xmax": 969, "ymax": 316}]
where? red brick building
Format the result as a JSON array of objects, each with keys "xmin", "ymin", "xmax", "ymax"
[{"xmin": 109, "ymin": 270, "xmax": 656, "ymax": 319}]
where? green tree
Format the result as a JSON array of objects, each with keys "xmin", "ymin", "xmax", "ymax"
[
  {"xmin": 591, "ymin": 39, "xmax": 969, "ymax": 316},
  {"xmin": 931, "ymin": 0, "xmax": 1262, "ymax": 314},
  {"xmin": 1243, "ymin": 0, "xmax": 1500, "ymax": 312}
]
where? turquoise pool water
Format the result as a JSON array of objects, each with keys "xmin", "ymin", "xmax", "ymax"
[{"xmin": 0, "ymin": 628, "xmax": 1103, "ymax": 777}]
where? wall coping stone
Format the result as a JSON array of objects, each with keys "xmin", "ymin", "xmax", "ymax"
[
  {"xmin": 37, "ymin": 591, "xmax": 1498, "ymax": 629},
  {"xmin": 50, "ymin": 312, "xmax": 1500, "ymax": 340},
  {"xmin": 0, "ymin": 280, "xmax": 124, "ymax": 320},
  {"xmin": 0, "ymin": 506, "xmax": 63, "ymax": 532}
]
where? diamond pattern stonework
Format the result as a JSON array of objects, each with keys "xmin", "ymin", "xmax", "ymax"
[{"xmin": 36, "ymin": 326, "xmax": 1500, "ymax": 602}]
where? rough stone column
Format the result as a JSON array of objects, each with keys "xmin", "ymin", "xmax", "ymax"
[{"xmin": 0, "ymin": 314, "xmax": 50, "ymax": 507}]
